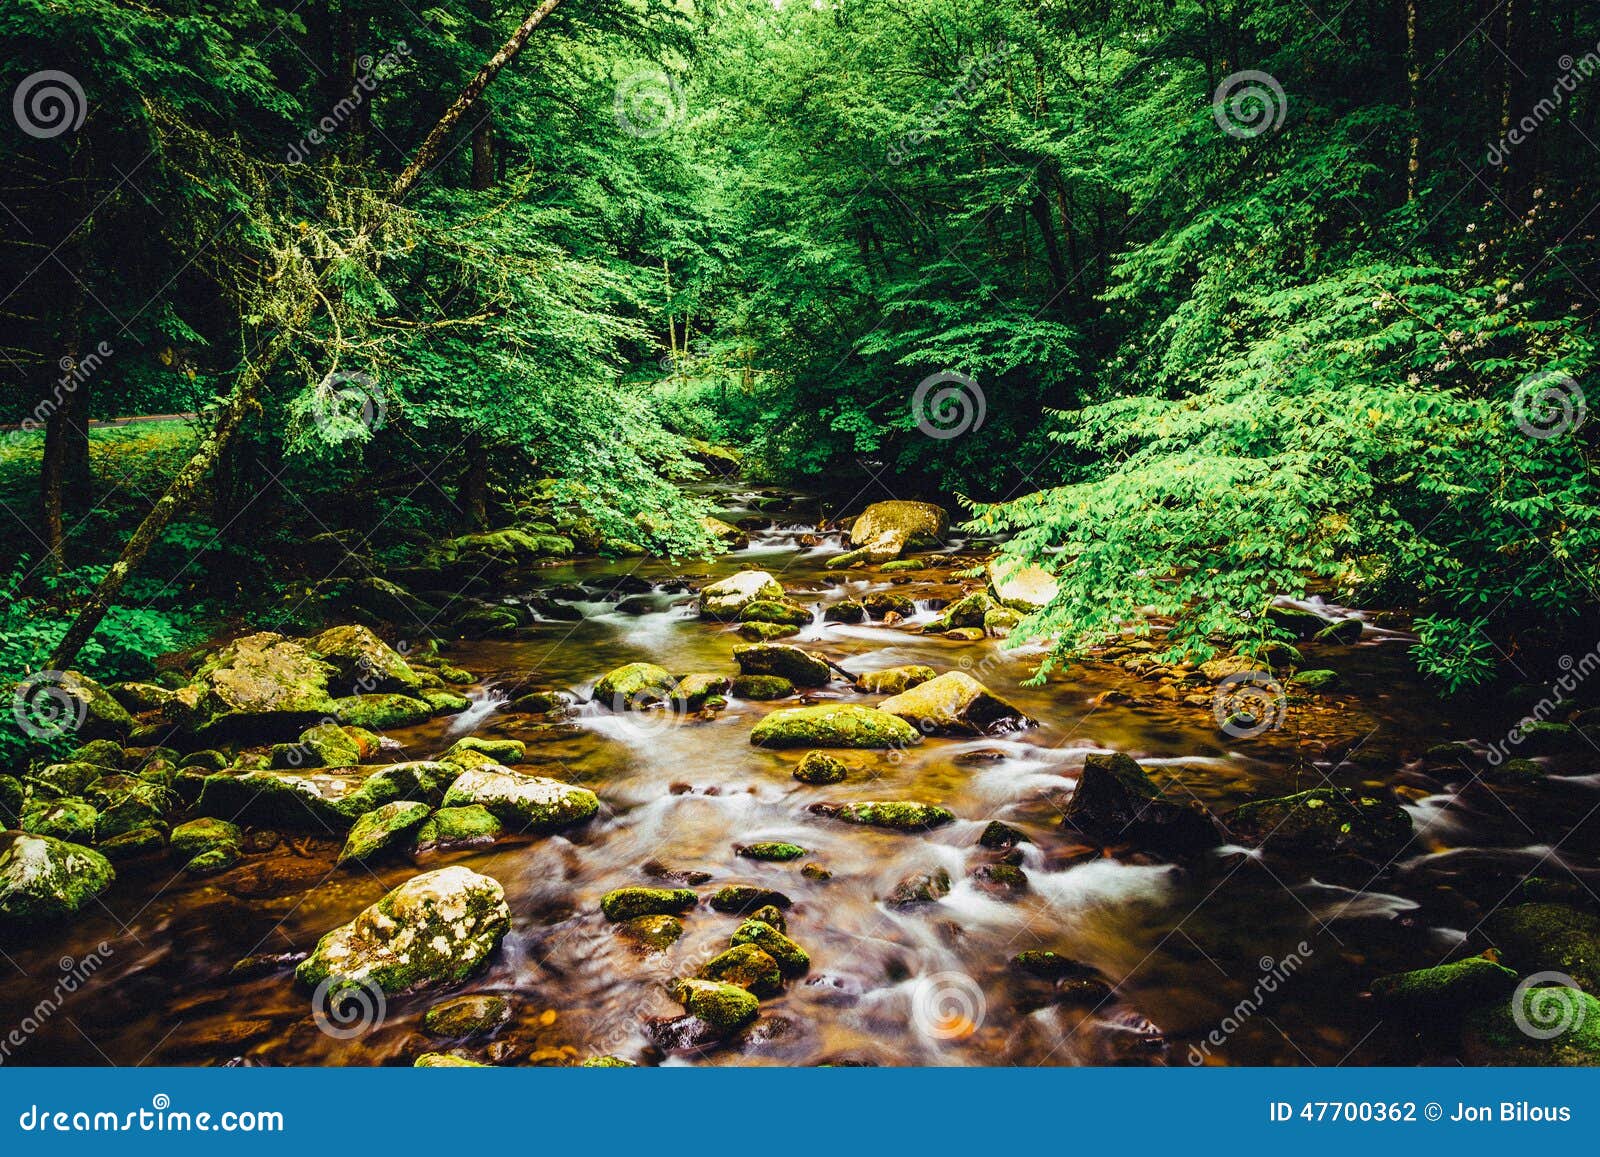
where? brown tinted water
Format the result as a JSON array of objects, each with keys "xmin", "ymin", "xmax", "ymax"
[{"xmin": 3, "ymin": 487, "xmax": 1596, "ymax": 1067}]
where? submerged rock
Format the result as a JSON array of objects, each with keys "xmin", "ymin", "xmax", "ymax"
[
  {"xmin": 1226, "ymin": 787, "xmax": 1411, "ymax": 864},
  {"xmin": 732, "ymin": 643, "xmax": 833, "ymax": 687},
  {"xmin": 296, "ymin": 866, "xmax": 511, "ymax": 997},
  {"xmin": 423, "ymin": 993, "xmax": 512, "ymax": 1038},
  {"xmin": 750, "ymin": 705, "xmax": 920, "ymax": 749},
  {"xmin": 809, "ymin": 801, "xmax": 956, "ymax": 831},
  {"xmin": 0, "ymin": 832, "xmax": 115, "ymax": 921},
  {"xmin": 877, "ymin": 671, "xmax": 1027, "ymax": 735},
  {"xmin": 441, "ymin": 766, "xmax": 599, "ymax": 833},
  {"xmin": 699, "ymin": 570, "xmax": 784, "ymax": 618},
  {"xmin": 1063, "ymin": 752, "xmax": 1220, "ymax": 854}
]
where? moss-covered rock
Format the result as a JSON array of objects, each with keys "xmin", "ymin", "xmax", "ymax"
[
  {"xmin": 1063, "ymin": 752, "xmax": 1220, "ymax": 854},
  {"xmin": 854, "ymin": 665, "xmax": 937, "ymax": 695},
  {"xmin": 441, "ymin": 766, "xmax": 599, "ymax": 833},
  {"xmin": 296, "ymin": 866, "xmax": 511, "ymax": 997},
  {"xmin": 617, "ymin": 913, "xmax": 684, "ymax": 952},
  {"xmin": 592, "ymin": 662, "xmax": 678, "ymax": 709},
  {"xmin": 879, "ymin": 558, "xmax": 927, "ymax": 573},
  {"xmin": 924, "ymin": 590, "xmax": 999, "ymax": 634},
  {"xmin": 426, "ymin": 528, "xmax": 574, "ymax": 572},
  {"xmin": 28, "ymin": 761, "xmax": 110, "ymax": 798},
  {"xmin": 700, "ymin": 944, "xmax": 783, "ymax": 996},
  {"xmin": 579, "ymin": 1054, "xmax": 637, "ymax": 1067},
  {"xmin": 793, "ymin": 750, "xmax": 848, "ymax": 784},
  {"xmin": 423, "ymin": 993, "xmax": 512, "ymax": 1038},
  {"xmin": 1289, "ymin": 669, "xmax": 1341, "ymax": 691},
  {"xmin": 601, "ymin": 886, "xmax": 698, "ymax": 921},
  {"xmin": 1369, "ymin": 956, "xmax": 1519, "ymax": 1014},
  {"xmin": 338, "ymin": 801, "xmax": 432, "ymax": 865},
  {"xmin": 88, "ymin": 778, "xmax": 175, "ymax": 840},
  {"xmin": 9, "ymin": 670, "xmax": 135, "ymax": 741},
  {"xmin": 445, "ymin": 736, "xmax": 525, "ymax": 765},
  {"xmin": 862, "ymin": 592, "xmax": 915, "ymax": 619},
  {"xmin": 178, "ymin": 749, "xmax": 229, "ymax": 772},
  {"xmin": 842, "ymin": 501, "xmax": 948, "ymax": 563},
  {"xmin": 411, "ymin": 805, "xmax": 502, "ymax": 853},
  {"xmin": 669, "ymin": 978, "xmax": 759, "ymax": 1034},
  {"xmin": 732, "ymin": 675, "xmax": 793, "ymax": 701},
  {"xmin": 730, "ymin": 919, "xmax": 809, "ymax": 976},
  {"xmin": 331, "ymin": 693, "xmax": 435, "ymax": 730},
  {"xmin": 189, "ymin": 632, "xmax": 338, "ymax": 738},
  {"xmin": 0, "ymin": 775, "xmax": 23, "ymax": 828},
  {"xmin": 676, "ymin": 673, "xmax": 732, "ymax": 709},
  {"xmin": 738, "ymin": 599, "xmax": 813, "ymax": 626},
  {"xmin": 979, "ymin": 820, "xmax": 1027, "ymax": 850},
  {"xmin": 170, "ymin": 817, "xmax": 243, "ymax": 875},
  {"xmin": 68, "ymin": 739, "xmax": 125, "ymax": 769},
  {"xmin": 986, "ymin": 558, "xmax": 1058, "ymax": 613},
  {"xmin": 732, "ymin": 644, "xmax": 833, "ymax": 687},
  {"xmin": 1462, "ymin": 989, "xmax": 1600, "ymax": 1065},
  {"xmin": 0, "ymin": 832, "xmax": 115, "ymax": 921},
  {"xmin": 1484, "ymin": 904, "xmax": 1600, "ymax": 993},
  {"xmin": 751, "ymin": 705, "xmax": 920, "ymax": 749},
  {"xmin": 307, "ymin": 624, "xmax": 426, "ymax": 695},
  {"xmin": 887, "ymin": 867, "xmax": 951, "ymax": 907},
  {"xmin": 414, "ymin": 1052, "xmax": 490, "ymax": 1067},
  {"xmin": 701, "ymin": 516, "xmax": 749, "ymax": 550},
  {"xmin": 698, "ymin": 570, "xmax": 784, "ymax": 618},
  {"xmin": 809, "ymin": 800, "xmax": 955, "ymax": 831},
  {"xmin": 824, "ymin": 599, "xmax": 865, "ymax": 623},
  {"xmin": 107, "ymin": 681, "xmax": 175, "ymax": 714},
  {"xmin": 97, "ymin": 826, "xmax": 166, "ymax": 861},
  {"xmin": 971, "ymin": 862, "xmax": 1029, "ymax": 898},
  {"xmin": 738, "ymin": 621, "xmax": 800, "ymax": 642},
  {"xmin": 271, "ymin": 722, "xmax": 380, "ymax": 769},
  {"xmin": 709, "ymin": 885, "xmax": 791, "ymax": 913},
  {"xmin": 878, "ymin": 671, "xmax": 1027, "ymax": 735},
  {"xmin": 737, "ymin": 841, "xmax": 806, "ymax": 862},
  {"xmin": 1227, "ymin": 787, "xmax": 1412, "ymax": 863},
  {"xmin": 21, "ymin": 798, "xmax": 99, "ymax": 843}
]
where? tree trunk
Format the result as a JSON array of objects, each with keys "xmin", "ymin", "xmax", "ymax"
[
  {"xmin": 1405, "ymin": 0, "xmax": 1419, "ymax": 203},
  {"xmin": 48, "ymin": 0, "xmax": 567, "ymax": 670}
]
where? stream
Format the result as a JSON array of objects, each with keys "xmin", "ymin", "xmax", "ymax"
[{"xmin": 3, "ymin": 483, "xmax": 1597, "ymax": 1067}]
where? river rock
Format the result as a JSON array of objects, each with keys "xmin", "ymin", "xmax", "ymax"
[
  {"xmin": 793, "ymin": 750, "xmax": 848, "ymax": 784},
  {"xmin": 271, "ymin": 722, "xmax": 380, "ymax": 769},
  {"xmin": 296, "ymin": 866, "xmax": 511, "ymax": 997},
  {"xmin": 699, "ymin": 570, "xmax": 784, "ymax": 618},
  {"xmin": 702, "ymin": 516, "xmax": 749, "ymax": 550},
  {"xmin": 593, "ymin": 662, "xmax": 677, "ymax": 707},
  {"xmin": 21, "ymin": 798, "xmax": 98, "ymax": 844},
  {"xmin": 809, "ymin": 801, "xmax": 955, "ymax": 830},
  {"xmin": 925, "ymin": 590, "xmax": 999, "ymax": 633},
  {"xmin": 1226, "ymin": 787, "xmax": 1412, "ymax": 863},
  {"xmin": 824, "ymin": 599, "xmax": 865, "ymax": 623},
  {"xmin": 193, "ymin": 762, "xmax": 453, "ymax": 829},
  {"xmin": 308, "ymin": 624, "xmax": 426, "ymax": 695},
  {"xmin": 750, "ymin": 705, "xmax": 920, "ymax": 749},
  {"xmin": 338, "ymin": 801, "xmax": 432, "ymax": 865},
  {"xmin": 986, "ymin": 557, "xmax": 1058, "ymax": 613},
  {"xmin": 675, "ymin": 673, "xmax": 732, "ymax": 709},
  {"xmin": 1063, "ymin": 752, "xmax": 1220, "ymax": 854},
  {"xmin": 887, "ymin": 867, "xmax": 951, "ymax": 907},
  {"xmin": 9, "ymin": 670, "xmax": 134, "ymax": 741},
  {"xmin": 841, "ymin": 501, "xmax": 948, "ymax": 564},
  {"xmin": 1483, "ymin": 903, "xmax": 1600, "ymax": 993},
  {"xmin": 732, "ymin": 675, "xmax": 793, "ymax": 700},
  {"xmin": 732, "ymin": 643, "xmax": 833, "ymax": 687},
  {"xmin": 601, "ymin": 886, "xmax": 697, "ymax": 921},
  {"xmin": 171, "ymin": 817, "xmax": 243, "ymax": 875},
  {"xmin": 444, "ymin": 736, "xmax": 525, "ymax": 765},
  {"xmin": 855, "ymin": 665, "xmax": 937, "ymax": 695},
  {"xmin": 737, "ymin": 841, "xmax": 806, "ymax": 861},
  {"xmin": 738, "ymin": 599, "xmax": 812, "ymax": 626},
  {"xmin": 700, "ymin": 944, "xmax": 783, "ymax": 996},
  {"xmin": 188, "ymin": 632, "xmax": 339, "ymax": 738},
  {"xmin": 414, "ymin": 1052, "xmax": 490, "ymax": 1067},
  {"xmin": 731, "ymin": 919, "xmax": 810, "ymax": 976},
  {"xmin": 1462, "ymin": 990, "xmax": 1600, "ymax": 1065},
  {"xmin": 877, "ymin": 671, "xmax": 1027, "ymax": 735},
  {"xmin": 618, "ymin": 913, "xmax": 684, "ymax": 951},
  {"xmin": 331, "ymin": 693, "xmax": 436, "ymax": 730},
  {"xmin": 862, "ymin": 592, "xmax": 915, "ymax": 619},
  {"xmin": 709, "ymin": 885, "xmax": 791, "ymax": 913},
  {"xmin": 739, "ymin": 621, "xmax": 800, "ymax": 641},
  {"xmin": 411, "ymin": 805, "xmax": 502, "ymax": 853},
  {"xmin": 423, "ymin": 993, "xmax": 512, "ymax": 1038},
  {"xmin": 669, "ymin": 978, "xmax": 760, "ymax": 1034},
  {"xmin": 1369, "ymin": 956, "xmax": 1519, "ymax": 1015},
  {"xmin": 27, "ymin": 762, "xmax": 107, "ymax": 799},
  {"xmin": 0, "ymin": 832, "xmax": 115, "ymax": 921},
  {"xmin": 441, "ymin": 766, "xmax": 599, "ymax": 833}
]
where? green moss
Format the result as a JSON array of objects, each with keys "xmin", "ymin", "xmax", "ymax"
[
  {"xmin": 708, "ymin": 885, "xmax": 791, "ymax": 913},
  {"xmin": 676, "ymin": 673, "xmax": 733, "ymax": 708},
  {"xmin": 748, "ymin": 905, "xmax": 787, "ymax": 933},
  {"xmin": 601, "ymin": 886, "xmax": 697, "ymax": 921},
  {"xmin": 738, "ymin": 621, "xmax": 800, "ymax": 641},
  {"xmin": 854, "ymin": 665, "xmax": 937, "ymax": 695},
  {"xmin": 1289, "ymin": 668, "xmax": 1341, "ymax": 691},
  {"xmin": 731, "ymin": 919, "xmax": 810, "ymax": 976},
  {"xmin": 879, "ymin": 558, "xmax": 928, "ymax": 572},
  {"xmin": 68, "ymin": 739, "xmax": 126, "ymax": 769},
  {"xmin": 737, "ymin": 599, "xmax": 813, "ymax": 626},
  {"xmin": 1227, "ymin": 787, "xmax": 1412, "ymax": 861},
  {"xmin": 0, "ymin": 832, "xmax": 115, "ymax": 921},
  {"xmin": 1463, "ymin": 990, "xmax": 1600, "ymax": 1065},
  {"xmin": 1484, "ymin": 903, "xmax": 1600, "ymax": 993},
  {"xmin": 811, "ymin": 800, "xmax": 956, "ymax": 831},
  {"xmin": 445, "ymin": 736, "xmax": 526, "ymax": 764},
  {"xmin": 793, "ymin": 751, "xmax": 847, "ymax": 784},
  {"xmin": 669, "ymin": 978, "xmax": 759, "ymax": 1033},
  {"xmin": 28, "ymin": 762, "xmax": 110, "ymax": 798},
  {"xmin": 171, "ymin": 817, "xmax": 242, "ymax": 874},
  {"xmin": 423, "ymin": 994, "xmax": 511, "ymax": 1038},
  {"xmin": 332, "ymin": 693, "xmax": 436, "ymax": 730},
  {"xmin": 731, "ymin": 675, "xmax": 793, "ymax": 700},
  {"xmin": 877, "ymin": 671, "xmax": 1026, "ymax": 735},
  {"xmin": 699, "ymin": 944, "xmax": 783, "ymax": 996},
  {"xmin": 1369, "ymin": 956, "xmax": 1518, "ymax": 1012},
  {"xmin": 97, "ymin": 826, "xmax": 166, "ymax": 861},
  {"xmin": 338, "ymin": 801, "xmax": 432, "ymax": 865},
  {"xmin": 617, "ymin": 913, "xmax": 684, "ymax": 952},
  {"xmin": 750, "ymin": 705, "xmax": 921, "ymax": 749},
  {"xmin": 579, "ymin": 1055, "xmax": 636, "ymax": 1067},
  {"xmin": 737, "ymin": 842, "xmax": 806, "ymax": 861},
  {"xmin": 414, "ymin": 1052, "xmax": 490, "ymax": 1067},
  {"xmin": 412, "ymin": 805, "xmax": 502, "ymax": 853},
  {"xmin": 440, "ymin": 767, "xmax": 599, "ymax": 833},
  {"xmin": 732, "ymin": 643, "xmax": 833, "ymax": 687},
  {"xmin": 823, "ymin": 599, "xmax": 865, "ymax": 623},
  {"xmin": 593, "ymin": 662, "xmax": 677, "ymax": 706},
  {"xmin": 21, "ymin": 798, "xmax": 99, "ymax": 843}
]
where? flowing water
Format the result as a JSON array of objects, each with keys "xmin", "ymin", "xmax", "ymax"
[{"xmin": 3, "ymin": 485, "xmax": 1597, "ymax": 1067}]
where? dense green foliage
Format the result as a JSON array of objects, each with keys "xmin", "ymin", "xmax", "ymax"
[{"xmin": 1, "ymin": 0, "xmax": 1595, "ymax": 686}]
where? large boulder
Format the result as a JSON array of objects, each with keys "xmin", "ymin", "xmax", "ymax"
[
  {"xmin": 0, "ymin": 832, "xmax": 115, "ymax": 921},
  {"xmin": 877, "ymin": 671, "xmax": 1027, "ymax": 735},
  {"xmin": 732, "ymin": 644, "xmax": 833, "ymax": 687},
  {"xmin": 190, "ymin": 632, "xmax": 338, "ymax": 738},
  {"xmin": 1226, "ymin": 788, "xmax": 1411, "ymax": 864},
  {"xmin": 191, "ymin": 761, "xmax": 455, "ymax": 829},
  {"xmin": 1063, "ymin": 752, "xmax": 1220, "ymax": 854},
  {"xmin": 9, "ymin": 670, "xmax": 134, "ymax": 742},
  {"xmin": 986, "ymin": 557, "xmax": 1059, "ymax": 613},
  {"xmin": 308, "ymin": 625, "xmax": 426, "ymax": 695},
  {"xmin": 295, "ymin": 866, "xmax": 511, "ymax": 997},
  {"xmin": 750, "ymin": 705, "xmax": 920, "ymax": 749},
  {"xmin": 839, "ymin": 501, "xmax": 947, "ymax": 564},
  {"xmin": 593, "ymin": 662, "xmax": 677, "ymax": 708},
  {"xmin": 441, "ymin": 766, "xmax": 599, "ymax": 833},
  {"xmin": 698, "ymin": 570, "xmax": 784, "ymax": 618},
  {"xmin": 424, "ymin": 529, "xmax": 574, "ymax": 575}
]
